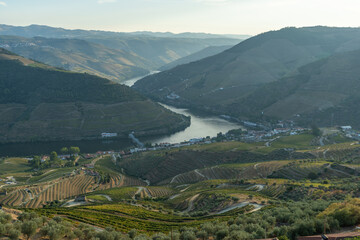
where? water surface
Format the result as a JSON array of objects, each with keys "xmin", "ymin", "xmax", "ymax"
[{"xmin": 143, "ymin": 104, "xmax": 241, "ymax": 144}]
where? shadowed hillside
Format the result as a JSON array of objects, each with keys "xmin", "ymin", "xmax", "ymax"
[
  {"xmin": 0, "ymin": 48, "xmax": 189, "ymax": 143},
  {"xmin": 231, "ymin": 49, "xmax": 360, "ymax": 128},
  {"xmin": 133, "ymin": 27, "xmax": 360, "ymax": 120}
]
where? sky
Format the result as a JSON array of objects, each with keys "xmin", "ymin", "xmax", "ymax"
[{"xmin": 0, "ymin": 0, "xmax": 360, "ymax": 35}]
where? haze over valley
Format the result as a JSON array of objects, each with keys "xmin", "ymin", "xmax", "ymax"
[{"xmin": 2, "ymin": 1, "xmax": 360, "ymax": 240}]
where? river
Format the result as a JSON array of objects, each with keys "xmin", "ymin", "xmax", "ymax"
[
  {"xmin": 0, "ymin": 72, "xmax": 241, "ymax": 156},
  {"xmin": 124, "ymin": 72, "xmax": 241, "ymax": 144},
  {"xmin": 143, "ymin": 103, "xmax": 241, "ymax": 144},
  {"xmin": 123, "ymin": 71, "xmax": 160, "ymax": 87}
]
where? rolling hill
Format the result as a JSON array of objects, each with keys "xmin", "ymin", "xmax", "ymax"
[
  {"xmin": 0, "ymin": 48, "xmax": 189, "ymax": 143},
  {"xmin": 133, "ymin": 26, "xmax": 360, "ymax": 119}
]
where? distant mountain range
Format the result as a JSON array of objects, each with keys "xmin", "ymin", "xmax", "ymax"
[
  {"xmin": 0, "ymin": 35, "xmax": 151, "ymax": 82},
  {"xmin": 0, "ymin": 24, "xmax": 250, "ymax": 39},
  {"xmin": 133, "ymin": 26, "xmax": 360, "ymax": 127},
  {"xmin": 0, "ymin": 48, "xmax": 189, "ymax": 143},
  {"xmin": 0, "ymin": 24, "xmax": 242, "ymax": 82}
]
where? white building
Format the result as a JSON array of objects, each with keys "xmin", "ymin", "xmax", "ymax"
[{"xmin": 101, "ymin": 132, "xmax": 118, "ymax": 138}]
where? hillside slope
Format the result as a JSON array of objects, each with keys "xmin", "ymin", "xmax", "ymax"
[
  {"xmin": 159, "ymin": 45, "xmax": 233, "ymax": 71},
  {"xmin": 133, "ymin": 27, "xmax": 360, "ymax": 117},
  {"xmin": 0, "ymin": 48, "xmax": 189, "ymax": 143},
  {"xmin": 0, "ymin": 24, "xmax": 242, "ymax": 76},
  {"xmin": 232, "ymin": 50, "xmax": 360, "ymax": 128},
  {"xmin": 0, "ymin": 35, "xmax": 152, "ymax": 82}
]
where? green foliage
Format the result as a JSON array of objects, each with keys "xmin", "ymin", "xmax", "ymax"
[
  {"xmin": 21, "ymin": 221, "xmax": 38, "ymax": 240},
  {"xmin": 60, "ymin": 147, "xmax": 68, "ymax": 155},
  {"xmin": 69, "ymin": 146, "xmax": 80, "ymax": 155},
  {"xmin": 312, "ymin": 125, "xmax": 321, "ymax": 137},
  {"xmin": 50, "ymin": 151, "xmax": 58, "ymax": 163},
  {"xmin": 319, "ymin": 198, "xmax": 360, "ymax": 227},
  {"xmin": 32, "ymin": 156, "xmax": 41, "ymax": 168}
]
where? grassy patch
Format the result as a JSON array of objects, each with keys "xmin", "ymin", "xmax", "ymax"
[
  {"xmin": 0, "ymin": 157, "xmax": 32, "ymax": 176},
  {"xmin": 92, "ymin": 187, "xmax": 138, "ymax": 201},
  {"xmin": 271, "ymin": 134, "xmax": 315, "ymax": 149}
]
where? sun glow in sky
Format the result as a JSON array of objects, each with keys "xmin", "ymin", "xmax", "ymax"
[{"xmin": 0, "ymin": 0, "xmax": 360, "ymax": 35}]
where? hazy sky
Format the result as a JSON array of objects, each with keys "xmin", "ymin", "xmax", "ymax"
[{"xmin": 0, "ymin": 0, "xmax": 359, "ymax": 35}]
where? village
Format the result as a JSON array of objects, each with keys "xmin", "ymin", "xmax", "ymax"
[{"xmin": 1, "ymin": 120, "xmax": 359, "ymax": 188}]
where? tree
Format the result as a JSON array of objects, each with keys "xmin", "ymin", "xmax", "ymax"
[
  {"xmin": 21, "ymin": 221, "xmax": 38, "ymax": 240},
  {"xmin": 216, "ymin": 229, "xmax": 229, "ymax": 240},
  {"xmin": 8, "ymin": 229, "xmax": 21, "ymax": 240},
  {"xmin": 180, "ymin": 231, "xmax": 196, "ymax": 240},
  {"xmin": 196, "ymin": 230, "xmax": 208, "ymax": 240},
  {"xmin": 50, "ymin": 151, "xmax": 58, "ymax": 163},
  {"xmin": 69, "ymin": 147, "xmax": 80, "ymax": 157},
  {"xmin": 60, "ymin": 147, "xmax": 68, "ymax": 155},
  {"xmin": 308, "ymin": 172, "xmax": 318, "ymax": 180},
  {"xmin": 129, "ymin": 229, "xmax": 138, "ymax": 239},
  {"xmin": 311, "ymin": 125, "xmax": 321, "ymax": 137},
  {"xmin": 32, "ymin": 156, "xmax": 41, "ymax": 168}
]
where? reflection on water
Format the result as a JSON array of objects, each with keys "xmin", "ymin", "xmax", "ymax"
[{"xmin": 144, "ymin": 104, "xmax": 242, "ymax": 144}]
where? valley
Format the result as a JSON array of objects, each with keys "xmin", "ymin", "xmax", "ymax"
[
  {"xmin": 3, "ymin": 21, "xmax": 360, "ymax": 240},
  {"xmin": 133, "ymin": 27, "xmax": 360, "ymax": 129}
]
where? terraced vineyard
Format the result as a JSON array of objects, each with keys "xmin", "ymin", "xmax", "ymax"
[
  {"xmin": 0, "ymin": 174, "xmax": 96, "ymax": 208},
  {"xmin": 166, "ymin": 161, "xmax": 289, "ymax": 184},
  {"xmin": 147, "ymin": 187, "xmax": 175, "ymax": 198},
  {"xmin": 34, "ymin": 202, "xmax": 254, "ymax": 233},
  {"xmin": 0, "ymin": 170, "xmax": 146, "ymax": 208},
  {"xmin": 259, "ymin": 184, "xmax": 287, "ymax": 198}
]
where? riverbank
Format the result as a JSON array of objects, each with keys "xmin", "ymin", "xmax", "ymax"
[{"xmin": 143, "ymin": 103, "xmax": 241, "ymax": 144}]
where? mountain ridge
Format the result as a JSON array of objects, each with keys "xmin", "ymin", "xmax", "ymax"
[{"xmin": 133, "ymin": 26, "xmax": 360, "ymax": 124}]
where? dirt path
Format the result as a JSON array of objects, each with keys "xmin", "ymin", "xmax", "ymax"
[
  {"xmin": 265, "ymin": 136, "xmax": 280, "ymax": 147},
  {"xmin": 183, "ymin": 194, "xmax": 199, "ymax": 213},
  {"xmin": 217, "ymin": 202, "xmax": 264, "ymax": 214},
  {"xmin": 133, "ymin": 187, "xmax": 152, "ymax": 199},
  {"xmin": 194, "ymin": 169, "xmax": 206, "ymax": 178},
  {"xmin": 169, "ymin": 194, "xmax": 181, "ymax": 200},
  {"xmin": 170, "ymin": 174, "xmax": 181, "ymax": 184},
  {"xmin": 74, "ymin": 156, "xmax": 80, "ymax": 164},
  {"xmin": 91, "ymin": 156, "xmax": 104, "ymax": 166},
  {"xmin": 246, "ymin": 184, "xmax": 265, "ymax": 191},
  {"xmin": 98, "ymin": 194, "xmax": 112, "ymax": 201}
]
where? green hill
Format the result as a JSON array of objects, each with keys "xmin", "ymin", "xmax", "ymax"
[
  {"xmin": 133, "ymin": 27, "xmax": 360, "ymax": 118},
  {"xmin": 231, "ymin": 49, "xmax": 360, "ymax": 128},
  {"xmin": 0, "ymin": 48, "xmax": 189, "ymax": 143}
]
